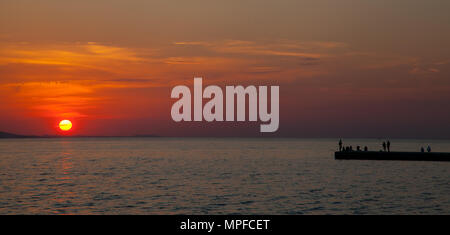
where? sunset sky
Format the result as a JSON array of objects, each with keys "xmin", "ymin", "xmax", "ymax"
[{"xmin": 1, "ymin": 0, "xmax": 450, "ymax": 137}]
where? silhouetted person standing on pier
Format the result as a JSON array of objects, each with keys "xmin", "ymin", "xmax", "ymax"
[
  {"xmin": 421, "ymin": 147, "xmax": 425, "ymax": 152},
  {"xmin": 427, "ymin": 146, "xmax": 431, "ymax": 152},
  {"xmin": 382, "ymin": 141, "xmax": 386, "ymax": 151},
  {"xmin": 339, "ymin": 139, "xmax": 343, "ymax": 151},
  {"xmin": 364, "ymin": 146, "xmax": 368, "ymax": 151},
  {"xmin": 387, "ymin": 140, "xmax": 391, "ymax": 152}
]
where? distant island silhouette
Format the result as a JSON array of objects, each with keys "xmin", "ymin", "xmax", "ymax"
[
  {"xmin": 0, "ymin": 131, "xmax": 160, "ymax": 138},
  {"xmin": 0, "ymin": 131, "xmax": 36, "ymax": 138}
]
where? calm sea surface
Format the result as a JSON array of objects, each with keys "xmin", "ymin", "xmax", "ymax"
[{"xmin": 0, "ymin": 138, "xmax": 449, "ymax": 214}]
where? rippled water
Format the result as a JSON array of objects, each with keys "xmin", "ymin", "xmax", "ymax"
[{"xmin": 0, "ymin": 138, "xmax": 449, "ymax": 214}]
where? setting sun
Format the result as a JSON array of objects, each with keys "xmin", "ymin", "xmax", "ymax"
[{"xmin": 59, "ymin": 120, "xmax": 72, "ymax": 131}]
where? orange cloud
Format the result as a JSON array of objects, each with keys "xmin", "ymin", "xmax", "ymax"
[{"xmin": 0, "ymin": 42, "xmax": 148, "ymax": 75}]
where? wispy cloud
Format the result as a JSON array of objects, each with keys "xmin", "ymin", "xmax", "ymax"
[
  {"xmin": 0, "ymin": 42, "xmax": 147, "ymax": 72},
  {"xmin": 173, "ymin": 39, "xmax": 343, "ymax": 59}
]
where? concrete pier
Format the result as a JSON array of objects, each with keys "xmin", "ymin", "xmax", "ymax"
[{"xmin": 335, "ymin": 151, "xmax": 450, "ymax": 162}]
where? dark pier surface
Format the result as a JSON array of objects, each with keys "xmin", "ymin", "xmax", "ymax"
[{"xmin": 335, "ymin": 151, "xmax": 450, "ymax": 162}]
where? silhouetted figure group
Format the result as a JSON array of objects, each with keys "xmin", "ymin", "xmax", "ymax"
[
  {"xmin": 421, "ymin": 146, "xmax": 432, "ymax": 152},
  {"xmin": 338, "ymin": 139, "xmax": 368, "ymax": 152},
  {"xmin": 339, "ymin": 139, "xmax": 435, "ymax": 154},
  {"xmin": 339, "ymin": 139, "xmax": 392, "ymax": 152},
  {"xmin": 340, "ymin": 139, "xmax": 392, "ymax": 152}
]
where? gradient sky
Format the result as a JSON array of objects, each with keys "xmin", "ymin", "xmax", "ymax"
[{"xmin": 1, "ymin": 0, "xmax": 450, "ymax": 137}]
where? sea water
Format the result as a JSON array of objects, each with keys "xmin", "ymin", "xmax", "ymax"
[{"xmin": 0, "ymin": 138, "xmax": 449, "ymax": 214}]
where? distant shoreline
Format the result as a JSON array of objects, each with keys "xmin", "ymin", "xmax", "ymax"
[{"xmin": 0, "ymin": 131, "xmax": 160, "ymax": 139}]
